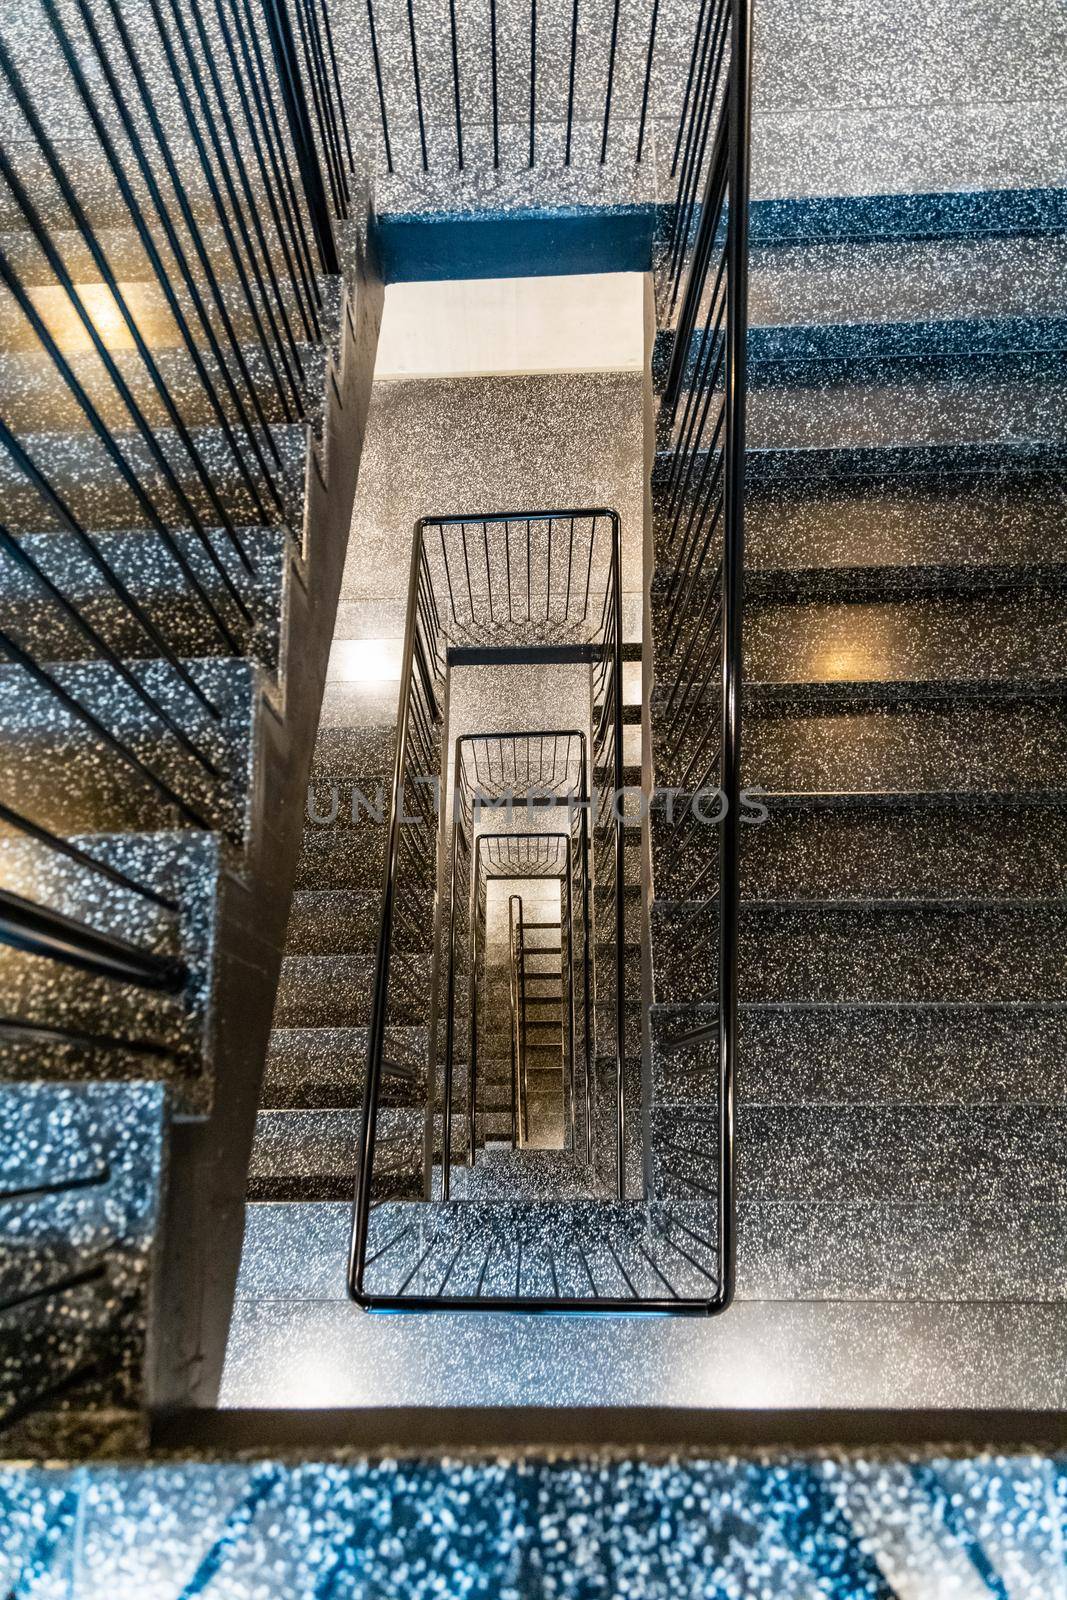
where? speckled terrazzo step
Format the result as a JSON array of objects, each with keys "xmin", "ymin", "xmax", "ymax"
[
  {"xmin": 0, "ymin": 1081, "xmax": 164, "ymax": 1445},
  {"xmin": 0, "ymin": 422, "xmax": 307, "ymax": 532},
  {"xmin": 743, "ymin": 590, "xmax": 1067, "ymax": 689},
  {"xmin": 238, "ymin": 1192, "xmax": 1067, "ymax": 1308},
  {"xmin": 273, "ymin": 953, "xmax": 431, "ymax": 1029},
  {"xmin": 293, "ymin": 823, "xmax": 389, "ymax": 892},
  {"xmin": 248, "ymin": 1106, "xmax": 423, "ymax": 1202},
  {"xmin": 708, "ymin": 341, "xmax": 1067, "ymax": 454},
  {"xmin": 360, "ymin": 1197, "xmax": 717, "ymax": 1304},
  {"xmin": 262, "ymin": 1026, "xmax": 428, "ymax": 1110},
  {"xmin": 748, "ymin": 234, "xmax": 1067, "ymax": 331},
  {"xmin": 0, "ymin": 527, "xmax": 284, "ymax": 666},
  {"xmin": 651, "ymin": 1002, "xmax": 1067, "ymax": 1108},
  {"xmin": 0, "ymin": 829, "xmax": 217, "ymax": 1100},
  {"xmin": 743, "ymin": 470, "xmax": 1067, "ymax": 600},
  {"xmin": 652, "ymin": 900, "xmax": 1067, "ymax": 1007},
  {"xmin": 651, "ymin": 1103, "xmax": 1067, "ymax": 1210},
  {"xmin": 282, "ymin": 890, "xmax": 382, "ymax": 955},
  {"xmin": 450, "ymin": 1147, "xmax": 599, "ymax": 1202},
  {"xmin": 653, "ymin": 795, "xmax": 1067, "ymax": 903},
  {"xmin": 0, "ymin": 656, "xmax": 255, "ymax": 838},
  {"xmin": 0, "ymin": 343, "xmax": 326, "ymax": 434},
  {"xmin": 740, "ymin": 693, "xmax": 1067, "ymax": 798}
]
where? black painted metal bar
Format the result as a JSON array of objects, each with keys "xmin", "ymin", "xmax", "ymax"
[
  {"xmin": 529, "ymin": 0, "xmax": 537, "ymax": 168},
  {"xmin": 406, "ymin": 0, "xmax": 430, "ymax": 172},
  {"xmin": 448, "ymin": 0, "xmax": 464, "ymax": 168},
  {"xmin": 565, "ymin": 0, "xmax": 579, "ymax": 166},
  {"xmin": 636, "ymin": 0, "xmax": 661, "ymax": 164},
  {"xmin": 365, "ymin": 0, "xmax": 395, "ymax": 172},
  {"xmin": 600, "ymin": 0, "xmax": 621, "ymax": 163},
  {"xmin": 262, "ymin": 0, "xmax": 343, "ymax": 271},
  {"xmin": 0, "ymin": 887, "xmax": 187, "ymax": 991}
]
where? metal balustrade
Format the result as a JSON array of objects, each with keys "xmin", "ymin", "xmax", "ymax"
[
  {"xmin": 0, "ymin": 1, "xmax": 349, "ymax": 1090},
  {"xmin": 651, "ymin": 0, "xmax": 752, "ymax": 1312}
]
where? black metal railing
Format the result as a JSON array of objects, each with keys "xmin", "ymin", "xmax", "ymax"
[
  {"xmin": 508, "ymin": 894, "xmax": 527, "ymax": 1146},
  {"xmin": 441, "ymin": 728, "xmax": 592, "ymax": 1196},
  {"xmin": 362, "ymin": 0, "xmax": 674, "ymax": 174},
  {"xmin": 0, "ymin": 0, "xmax": 351, "ymax": 1051},
  {"xmin": 468, "ymin": 829, "xmax": 582, "ymax": 1169},
  {"xmin": 650, "ymin": 0, "xmax": 752, "ymax": 1312},
  {"xmin": 350, "ymin": 509, "xmax": 627, "ymax": 1306}
]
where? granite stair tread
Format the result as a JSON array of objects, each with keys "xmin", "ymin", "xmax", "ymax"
[
  {"xmin": 0, "ymin": 655, "xmax": 255, "ymax": 838},
  {"xmin": 653, "ymin": 898, "xmax": 1067, "ymax": 1006}
]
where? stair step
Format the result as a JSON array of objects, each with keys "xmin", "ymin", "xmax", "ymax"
[
  {"xmin": 745, "ymin": 346, "xmax": 1066, "ymax": 454},
  {"xmin": 747, "ymin": 232, "xmax": 1067, "ymax": 329},
  {"xmin": 0, "ymin": 1081, "xmax": 165, "ymax": 1442},
  {"xmin": 742, "ymin": 590, "xmax": 1067, "ymax": 689},
  {"xmin": 0, "ymin": 422, "xmax": 307, "ymax": 532},
  {"xmin": 360, "ymin": 1198, "xmax": 714, "ymax": 1302},
  {"xmin": 294, "ymin": 824, "xmax": 388, "ymax": 893},
  {"xmin": 651, "ymin": 1001, "xmax": 1067, "ymax": 1107},
  {"xmin": 249, "ymin": 1106, "xmax": 420, "ymax": 1202},
  {"xmin": 0, "ymin": 656, "xmax": 254, "ymax": 837},
  {"xmin": 738, "ymin": 692, "xmax": 1066, "ymax": 797},
  {"xmin": 263, "ymin": 1025, "xmax": 427, "ymax": 1110},
  {"xmin": 654, "ymin": 793, "xmax": 1067, "ymax": 901},
  {"xmin": 0, "ymin": 829, "xmax": 216, "ymax": 1103},
  {"xmin": 649, "ymin": 1104, "xmax": 1067, "ymax": 1209},
  {"xmin": 742, "ymin": 468, "xmax": 1067, "ymax": 596},
  {"xmin": 284, "ymin": 890, "xmax": 381, "ymax": 955},
  {"xmin": 240, "ymin": 1188, "xmax": 1067, "ymax": 1304},
  {"xmin": 652, "ymin": 899, "xmax": 1067, "ymax": 1006},
  {"xmin": 0, "ymin": 526, "xmax": 284, "ymax": 667},
  {"xmin": 0, "ymin": 341, "xmax": 324, "ymax": 434},
  {"xmin": 273, "ymin": 953, "xmax": 430, "ymax": 1029}
]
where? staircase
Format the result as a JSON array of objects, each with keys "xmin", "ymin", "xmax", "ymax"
[
  {"xmin": 0, "ymin": 0, "xmax": 379, "ymax": 1447},
  {"xmin": 649, "ymin": 185, "xmax": 1067, "ymax": 1301}
]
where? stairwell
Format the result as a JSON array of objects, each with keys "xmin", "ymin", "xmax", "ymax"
[{"xmin": 4, "ymin": 0, "xmax": 1067, "ymax": 1581}]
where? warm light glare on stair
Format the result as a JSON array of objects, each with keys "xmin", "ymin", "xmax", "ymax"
[
  {"xmin": 327, "ymin": 639, "xmax": 402, "ymax": 681},
  {"xmin": 25, "ymin": 282, "xmax": 171, "ymax": 353}
]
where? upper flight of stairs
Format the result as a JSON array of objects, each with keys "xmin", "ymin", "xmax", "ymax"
[
  {"xmin": 0, "ymin": 73, "xmax": 381, "ymax": 1441},
  {"xmin": 649, "ymin": 187, "xmax": 1067, "ymax": 1301}
]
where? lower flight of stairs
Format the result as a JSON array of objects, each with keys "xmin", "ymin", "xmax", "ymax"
[
  {"xmin": 248, "ymin": 724, "xmax": 434, "ymax": 1205},
  {"xmin": 648, "ymin": 187, "xmax": 1067, "ymax": 1303}
]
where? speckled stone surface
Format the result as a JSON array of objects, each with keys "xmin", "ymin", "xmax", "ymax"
[
  {"xmin": 0, "ymin": 655, "xmax": 257, "ymax": 839},
  {"xmin": 0, "ymin": 526, "xmax": 285, "ymax": 670},
  {"xmin": 0, "ymin": 1081, "xmax": 164, "ymax": 1443},
  {"xmin": 0, "ymin": 422, "xmax": 308, "ymax": 535},
  {"xmin": 9, "ymin": 1451, "xmax": 1067, "ymax": 1596},
  {"xmin": 649, "ymin": 180, "xmax": 1067, "ymax": 1324},
  {"xmin": 0, "ymin": 830, "xmax": 218, "ymax": 1106}
]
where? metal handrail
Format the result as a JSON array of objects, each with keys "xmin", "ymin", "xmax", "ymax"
[
  {"xmin": 350, "ymin": 512, "xmax": 624, "ymax": 1303},
  {"xmin": 508, "ymin": 894, "xmax": 527, "ymax": 1147},
  {"xmin": 652, "ymin": 0, "xmax": 752, "ymax": 1313},
  {"xmin": 468, "ymin": 830, "xmax": 583, "ymax": 1171}
]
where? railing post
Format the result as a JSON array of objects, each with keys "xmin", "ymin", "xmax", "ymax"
[{"xmin": 260, "ymin": 0, "xmax": 341, "ymax": 275}]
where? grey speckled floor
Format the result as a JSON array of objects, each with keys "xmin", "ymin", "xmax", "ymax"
[{"xmin": 223, "ymin": 1202, "xmax": 1067, "ymax": 1408}]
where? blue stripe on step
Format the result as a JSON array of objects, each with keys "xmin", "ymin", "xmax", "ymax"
[{"xmin": 374, "ymin": 203, "xmax": 659, "ymax": 282}]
